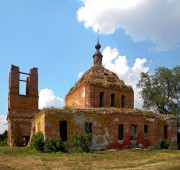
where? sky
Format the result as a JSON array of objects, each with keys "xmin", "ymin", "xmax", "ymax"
[{"xmin": 0, "ymin": 0, "xmax": 180, "ymax": 134}]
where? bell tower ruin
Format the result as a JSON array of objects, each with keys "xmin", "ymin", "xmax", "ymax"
[{"xmin": 7, "ymin": 65, "xmax": 38, "ymax": 148}]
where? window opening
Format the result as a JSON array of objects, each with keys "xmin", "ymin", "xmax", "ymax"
[
  {"xmin": 121, "ymin": 95, "xmax": 125, "ymax": 107},
  {"xmin": 85, "ymin": 123, "xmax": 92, "ymax": 134},
  {"xmin": 118, "ymin": 124, "xmax": 124, "ymax": 140},
  {"xmin": 19, "ymin": 73, "xmax": 27, "ymax": 95},
  {"xmin": 131, "ymin": 125, "xmax": 137, "ymax": 140},
  {"xmin": 144, "ymin": 125, "xmax": 148, "ymax": 133},
  {"xmin": 59, "ymin": 121, "xmax": 67, "ymax": 141},
  {"xmin": 99, "ymin": 92, "xmax": 104, "ymax": 107},
  {"xmin": 111, "ymin": 93, "xmax": 115, "ymax": 107}
]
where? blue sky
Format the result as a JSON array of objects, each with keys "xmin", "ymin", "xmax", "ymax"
[{"xmin": 0, "ymin": 0, "xmax": 180, "ymax": 133}]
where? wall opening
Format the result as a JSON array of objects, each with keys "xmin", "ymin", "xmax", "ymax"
[
  {"xmin": 164, "ymin": 125, "xmax": 167, "ymax": 139},
  {"xmin": 144, "ymin": 125, "xmax": 148, "ymax": 140},
  {"xmin": 131, "ymin": 125, "xmax": 137, "ymax": 140},
  {"xmin": 99, "ymin": 92, "xmax": 104, "ymax": 107},
  {"xmin": 121, "ymin": 95, "xmax": 126, "ymax": 108},
  {"xmin": 19, "ymin": 73, "xmax": 27, "ymax": 95},
  {"xmin": 144, "ymin": 125, "xmax": 148, "ymax": 133},
  {"xmin": 111, "ymin": 93, "xmax": 115, "ymax": 107},
  {"xmin": 118, "ymin": 124, "xmax": 124, "ymax": 140},
  {"xmin": 85, "ymin": 122, "xmax": 92, "ymax": 134},
  {"xmin": 59, "ymin": 121, "xmax": 67, "ymax": 141},
  {"xmin": 23, "ymin": 136, "xmax": 30, "ymax": 146}
]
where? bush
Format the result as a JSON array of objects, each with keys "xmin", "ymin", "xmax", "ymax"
[
  {"xmin": 0, "ymin": 130, "xmax": 7, "ymax": 146},
  {"xmin": 0, "ymin": 138, "xmax": 7, "ymax": 146},
  {"xmin": 44, "ymin": 138, "xmax": 65, "ymax": 153},
  {"xmin": 161, "ymin": 139, "xmax": 169, "ymax": 149},
  {"xmin": 30, "ymin": 131, "xmax": 45, "ymax": 152},
  {"xmin": 70, "ymin": 133, "xmax": 92, "ymax": 153}
]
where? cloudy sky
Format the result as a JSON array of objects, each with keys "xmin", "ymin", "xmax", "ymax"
[{"xmin": 0, "ymin": 0, "xmax": 179, "ymax": 134}]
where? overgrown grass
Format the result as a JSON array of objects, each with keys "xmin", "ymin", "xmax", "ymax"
[{"xmin": 0, "ymin": 146, "xmax": 180, "ymax": 170}]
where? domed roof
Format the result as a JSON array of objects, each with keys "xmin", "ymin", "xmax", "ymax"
[{"xmin": 68, "ymin": 65, "xmax": 133, "ymax": 95}]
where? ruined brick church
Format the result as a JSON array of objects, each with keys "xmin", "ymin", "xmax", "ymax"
[{"xmin": 7, "ymin": 40, "xmax": 177, "ymax": 149}]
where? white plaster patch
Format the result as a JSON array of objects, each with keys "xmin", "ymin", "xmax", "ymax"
[
  {"xmin": 146, "ymin": 118, "xmax": 155, "ymax": 123},
  {"xmin": 118, "ymin": 139, "xmax": 124, "ymax": 144},
  {"xmin": 171, "ymin": 136, "xmax": 177, "ymax": 142},
  {"xmin": 105, "ymin": 127, "xmax": 109, "ymax": 145},
  {"xmin": 130, "ymin": 140, "xmax": 137, "ymax": 145},
  {"xmin": 74, "ymin": 115, "xmax": 85, "ymax": 125},
  {"xmin": 92, "ymin": 134, "xmax": 107, "ymax": 150},
  {"xmin": 167, "ymin": 119, "xmax": 176, "ymax": 125},
  {"xmin": 114, "ymin": 118, "xmax": 119, "ymax": 122},
  {"xmin": 82, "ymin": 87, "xmax": 85, "ymax": 98},
  {"xmin": 138, "ymin": 144, "xmax": 144, "ymax": 148},
  {"xmin": 75, "ymin": 100, "xmax": 80, "ymax": 105}
]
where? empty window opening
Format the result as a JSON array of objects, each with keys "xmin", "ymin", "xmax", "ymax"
[
  {"xmin": 144, "ymin": 125, "xmax": 148, "ymax": 133},
  {"xmin": 164, "ymin": 125, "xmax": 167, "ymax": 139},
  {"xmin": 131, "ymin": 125, "xmax": 137, "ymax": 140},
  {"xmin": 23, "ymin": 136, "xmax": 30, "ymax": 146},
  {"xmin": 121, "ymin": 95, "xmax": 126, "ymax": 107},
  {"xmin": 99, "ymin": 92, "xmax": 104, "ymax": 107},
  {"xmin": 59, "ymin": 121, "xmax": 67, "ymax": 141},
  {"xmin": 118, "ymin": 124, "xmax": 124, "ymax": 140},
  {"xmin": 111, "ymin": 93, "xmax": 115, "ymax": 107},
  {"xmin": 85, "ymin": 123, "xmax": 92, "ymax": 134},
  {"xmin": 144, "ymin": 125, "xmax": 149, "ymax": 140},
  {"xmin": 19, "ymin": 73, "xmax": 27, "ymax": 95}
]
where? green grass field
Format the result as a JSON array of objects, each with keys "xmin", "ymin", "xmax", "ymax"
[{"xmin": 0, "ymin": 147, "xmax": 180, "ymax": 170}]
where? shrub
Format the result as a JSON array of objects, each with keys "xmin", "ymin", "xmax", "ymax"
[
  {"xmin": 0, "ymin": 130, "xmax": 7, "ymax": 146},
  {"xmin": 44, "ymin": 138, "xmax": 65, "ymax": 153},
  {"xmin": 0, "ymin": 138, "xmax": 7, "ymax": 146},
  {"xmin": 30, "ymin": 131, "xmax": 45, "ymax": 152},
  {"xmin": 70, "ymin": 133, "xmax": 92, "ymax": 153},
  {"xmin": 161, "ymin": 139, "xmax": 169, "ymax": 149}
]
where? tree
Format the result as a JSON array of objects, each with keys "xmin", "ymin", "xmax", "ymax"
[{"xmin": 137, "ymin": 66, "xmax": 180, "ymax": 115}]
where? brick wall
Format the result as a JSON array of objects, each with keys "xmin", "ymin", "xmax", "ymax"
[
  {"xmin": 8, "ymin": 65, "xmax": 38, "ymax": 147},
  {"xmin": 34, "ymin": 109, "xmax": 178, "ymax": 150},
  {"xmin": 66, "ymin": 83, "xmax": 134, "ymax": 109}
]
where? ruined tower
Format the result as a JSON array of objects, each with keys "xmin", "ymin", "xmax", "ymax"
[
  {"xmin": 7, "ymin": 65, "xmax": 38, "ymax": 147},
  {"xmin": 65, "ymin": 40, "xmax": 134, "ymax": 109}
]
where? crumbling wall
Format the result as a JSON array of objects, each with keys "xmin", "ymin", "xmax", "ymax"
[
  {"xmin": 66, "ymin": 82, "xmax": 134, "ymax": 109},
  {"xmin": 65, "ymin": 83, "xmax": 88, "ymax": 108},
  {"xmin": 7, "ymin": 65, "xmax": 38, "ymax": 148},
  {"xmin": 34, "ymin": 108, "xmax": 177, "ymax": 150}
]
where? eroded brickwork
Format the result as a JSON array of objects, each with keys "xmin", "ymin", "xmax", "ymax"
[
  {"xmin": 35, "ymin": 108, "xmax": 177, "ymax": 150},
  {"xmin": 7, "ymin": 65, "xmax": 38, "ymax": 147},
  {"xmin": 66, "ymin": 65, "xmax": 134, "ymax": 109}
]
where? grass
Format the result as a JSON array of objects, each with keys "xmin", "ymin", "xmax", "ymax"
[{"xmin": 0, "ymin": 147, "xmax": 180, "ymax": 170}]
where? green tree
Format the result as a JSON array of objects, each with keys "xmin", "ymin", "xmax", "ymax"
[{"xmin": 137, "ymin": 66, "xmax": 180, "ymax": 115}]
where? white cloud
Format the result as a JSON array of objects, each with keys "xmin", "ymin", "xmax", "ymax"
[
  {"xmin": 0, "ymin": 115, "xmax": 7, "ymax": 134},
  {"xmin": 102, "ymin": 46, "xmax": 149, "ymax": 108},
  {"xmin": 39, "ymin": 88, "xmax": 64, "ymax": 109},
  {"xmin": 77, "ymin": 0, "xmax": 180, "ymax": 51},
  {"xmin": 78, "ymin": 71, "xmax": 84, "ymax": 79}
]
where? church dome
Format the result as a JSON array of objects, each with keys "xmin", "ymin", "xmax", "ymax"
[{"xmin": 68, "ymin": 64, "xmax": 133, "ymax": 95}]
